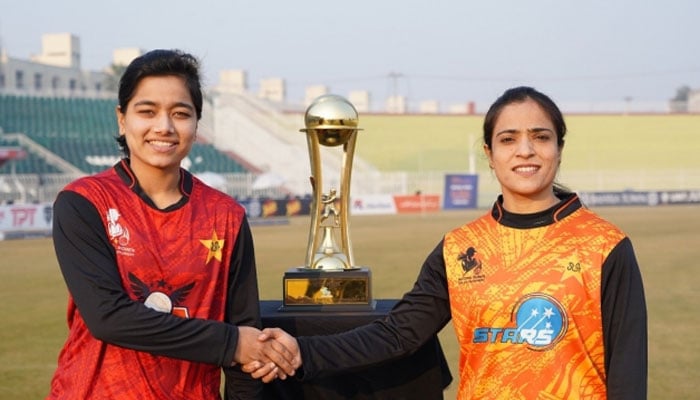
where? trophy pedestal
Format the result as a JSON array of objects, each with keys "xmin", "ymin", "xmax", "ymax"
[{"xmin": 281, "ymin": 267, "xmax": 375, "ymax": 312}]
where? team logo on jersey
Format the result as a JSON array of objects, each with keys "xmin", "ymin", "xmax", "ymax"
[
  {"xmin": 129, "ymin": 272, "xmax": 194, "ymax": 318},
  {"xmin": 457, "ymin": 247, "xmax": 485, "ymax": 283},
  {"xmin": 106, "ymin": 208, "xmax": 130, "ymax": 245},
  {"xmin": 473, "ymin": 293, "xmax": 568, "ymax": 351},
  {"xmin": 106, "ymin": 207, "xmax": 135, "ymax": 256},
  {"xmin": 560, "ymin": 261, "xmax": 584, "ymax": 285},
  {"xmin": 200, "ymin": 230, "xmax": 225, "ymax": 264}
]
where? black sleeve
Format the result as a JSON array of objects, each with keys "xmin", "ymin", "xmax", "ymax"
[
  {"xmin": 601, "ymin": 237, "xmax": 647, "ymax": 400},
  {"xmin": 296, "ymin": 240, "xmax": 452, "ymax": 380},
  {"xmin": 223, "ymin": 216, "xmax": 263, "ymax": 399},
  {"xmin": 53, "ymin": 190, "xmax": 239, "ymax": 366}
]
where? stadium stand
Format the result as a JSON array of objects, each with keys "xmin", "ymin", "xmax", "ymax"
[
  {"xmin": 207, "ymin": 91, "xmax": 378, "ymax": 195},
  {"xmin": 0, "ymin": 94, "xmax": 258, "ymax": 204},
  {"xmin": 3, "ymin": 94, "xmax": 698, "ymax": 207},
  {"xmin": 0, "ymin": 136, "xmax": 61, "ymax": 174},
  {"xmin": 0, "ymin": 94, "xmax": 121, "ymax": 174},
  {"xmin": 0, "ymin": 94, "xmax": 249, "ymax": 175}
]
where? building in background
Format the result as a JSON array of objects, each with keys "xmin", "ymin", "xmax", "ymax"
[
  {"xmin": 1, "ymin": 33, "xmax": 487, "ymax": 114},
  {"xmin": 0, "ymin": 33, "xmax": 115, "ymax": 98}
]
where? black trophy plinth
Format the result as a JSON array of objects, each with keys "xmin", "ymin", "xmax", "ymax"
[{"xmin": 281, "ymin": 267, "xmax": 376, "ymax": 312}]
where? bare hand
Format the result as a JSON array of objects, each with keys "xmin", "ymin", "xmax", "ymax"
[
  {"xmin": 234, "ymin": 326, "xmax": 296, "ymax": 379},
  {"xmin": 260, "ymin": 328, "xmax": 302, "ymax": 370},
  {"xmin": 241, "ymin": 360, "xmax": 280, "ymax": 383},
  {"xmin": 241, "ymin": 328, "xmax": 302, "ymax": 382}
]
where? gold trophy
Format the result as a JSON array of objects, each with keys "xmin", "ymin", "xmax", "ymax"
[{"xmin": 282, "ymin": 94, "xmax": 375, "ymax": 311}]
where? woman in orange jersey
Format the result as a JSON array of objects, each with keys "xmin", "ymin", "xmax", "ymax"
[
  {"xmin": 47, "ymin": 49, "xmax": 295, "ymax": 400},
  {"xmin": 246, "ymin": 86, "xmax": 647, "ymax": 399}
]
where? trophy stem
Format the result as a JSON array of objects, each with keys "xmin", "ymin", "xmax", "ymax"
[{"xmin": 311, "ymin": 226, "xmax": 348, "ymax": 270}]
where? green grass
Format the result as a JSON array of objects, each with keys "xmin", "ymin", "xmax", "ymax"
[
  {"xmin": 1, "ymin": 205, "xmax": 698, "ymax": 399},
  {"xmin": 356, "ymin": 114, "xmax": 700, "ymax": 173}
]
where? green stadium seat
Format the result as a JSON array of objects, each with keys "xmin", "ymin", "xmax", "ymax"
[{"xmin": 1, "ymin": 94, "xmax": 250, "ymax": 175}]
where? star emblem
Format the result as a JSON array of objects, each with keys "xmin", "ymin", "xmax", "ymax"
[
  {"xmin": 561, "ymin": 262, "xmax": 584, "ymax": 285},
  {"xmin": 543, "ymin": 307, "xmax": 555, "ymax": 319},
  {"xmin": 200, "ymin": 231, "xmax": 225, "ymax": 263}
]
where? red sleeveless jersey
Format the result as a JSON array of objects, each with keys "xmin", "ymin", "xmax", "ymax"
[{"xmin": 48, "ymin": 164, "xmax": 246, "ymax": 399}]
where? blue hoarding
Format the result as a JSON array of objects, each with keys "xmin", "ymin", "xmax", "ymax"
[{"xmin": 443, "ymin": 174, "xmax": 479, "ymax": 209}]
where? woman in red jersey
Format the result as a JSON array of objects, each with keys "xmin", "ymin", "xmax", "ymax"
[
  {"xmin": 246, "ymin": 86, "xmax": 647, "ymax": 399},
  {"xmin": 47, "ymin": 49, "xmax": 295, "ymax": 400}
]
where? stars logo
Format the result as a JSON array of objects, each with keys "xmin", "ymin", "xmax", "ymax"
[
  {"xmin": 474, "ymin": 293, "xmax": 567, "ymax": 350},
  {"xmin": 512, "ymin": 294, "xmax": 567, "ymax": 350},
  {"xmin": 200, "ymin": 231, "xmax": 225, "ymax": 264}
]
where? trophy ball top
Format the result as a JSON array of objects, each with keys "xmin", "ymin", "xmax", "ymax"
[{"xmin": 301, "ymin": 94, "xmax": 363, "ymax": 147}]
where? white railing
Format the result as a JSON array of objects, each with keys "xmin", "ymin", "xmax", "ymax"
[
  {"xmin": 3, "ymin": 169, "xmax": 699, "ymax": 207},
  {"xmin": 4, "ymin": 133, "xmax": 84, "ymax": 174}
]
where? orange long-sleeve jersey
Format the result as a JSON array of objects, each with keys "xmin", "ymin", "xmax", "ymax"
[
  {"xmin": 297, "ymin": 193, "xmax": 647, "ymax": 399},
  {"xmin": 445, "ymin": 196, "xmax": 623, "ymax": 398}
]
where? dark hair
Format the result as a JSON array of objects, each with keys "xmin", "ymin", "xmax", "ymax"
[
  {"xmin": 483, "ymin": 86, "xmax": 566, "ymax": 149},
  {"xmin": 116, "ymin": 49, "xmax": 203, "ymax": 155},
  {"xmin": 483, "ymin": 86, "xmax": 570, "ymax": 194}
]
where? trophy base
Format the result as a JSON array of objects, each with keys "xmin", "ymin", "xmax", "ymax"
[{"xmin": 281, "ymin": 267, "xmax": 375, "ymax": 312}]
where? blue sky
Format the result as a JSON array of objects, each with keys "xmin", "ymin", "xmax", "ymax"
[{"xmin": 1, "ymin": 0, "xmax": 698, "ymax": 111}]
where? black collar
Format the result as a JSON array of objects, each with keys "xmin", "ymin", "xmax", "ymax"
[
  {"xmin": 490, "ymin": 192, "xmax": 581, "ymax": 229},
  {"xmin": 114, "ymin": 159, "xmax": 193, "ymax": 211}
]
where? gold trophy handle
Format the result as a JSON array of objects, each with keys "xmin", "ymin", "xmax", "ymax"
[
  {"xmin": 305, "ymin": 132, "xmax": 322, "ymax": 267},
  {"xmin": 339, "ymin": 133, "xmax": 357, "ymax": 266}
]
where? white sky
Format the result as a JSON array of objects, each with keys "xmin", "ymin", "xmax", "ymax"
[{"xmin": 1, "ymin": 0, "xmax": 699, "ymax": 112}]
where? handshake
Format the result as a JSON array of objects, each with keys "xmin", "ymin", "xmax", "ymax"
[{"xmin": 235, "ymin": 326, "xmax": 302, "ymax": 383}]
